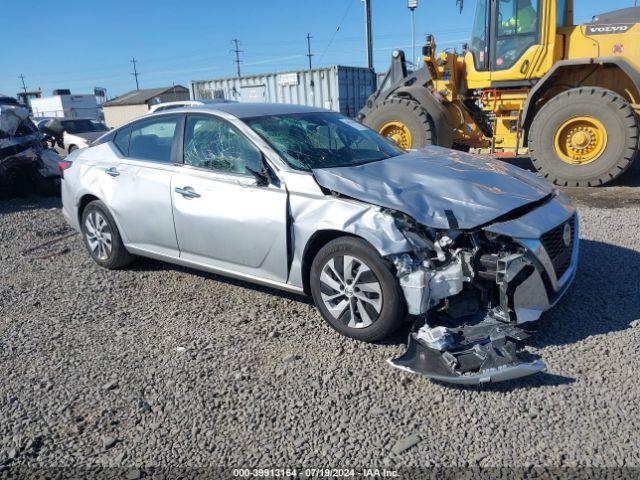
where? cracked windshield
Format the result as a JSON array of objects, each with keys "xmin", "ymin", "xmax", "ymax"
[{"xmin": 247, "ymin": 112, "xmax": 403, "ymax": 171}]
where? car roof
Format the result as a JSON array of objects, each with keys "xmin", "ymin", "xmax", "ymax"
[
  {"xmin": 151, "ymin": 100, "xmax": 200, "ymax": 107},
  {"xmin": 185, "ymin": 102, "xmax": 329, "ymax": 119},
  {"xmin": 58, "ymin": 117, "xmax": 95, "ymax": 121}
]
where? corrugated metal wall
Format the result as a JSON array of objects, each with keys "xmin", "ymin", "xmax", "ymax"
[
  {"xmin": 103, "ymin": 104, "xmax": 149, "ymax": 128},
  {"xmin": 191, "ymin": 66, "xmax": 376, "ymax": 117},
  {"xmin": 155, "ymin": 90, "xmax": 190, "ymax": 104}
]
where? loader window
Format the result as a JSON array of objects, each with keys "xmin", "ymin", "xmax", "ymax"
[
  {"xmin": 494, "ymin": 0, "xmax": 540, "ymax": 70},
  {"xmin": 470, "ymin": 0, "xmax": 490, "ymax": 70},
  {"xmin": 556, "ymin": 0, "xmax": 567, "ymax": 27}
]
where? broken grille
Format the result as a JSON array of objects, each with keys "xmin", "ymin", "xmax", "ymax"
[{"xmin": 540, "ymin": 216, "xmax": 575, "ymax": 280}]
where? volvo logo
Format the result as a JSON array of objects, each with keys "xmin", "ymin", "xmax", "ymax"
[
  {"xmin": 585, "ymin": 24, "xmax": 632, "ymax": 36},
  {"xmin": 563, "ymin": 223, "xmax": 572, "ymax": 247}
]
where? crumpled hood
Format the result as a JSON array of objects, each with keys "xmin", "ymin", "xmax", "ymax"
[{"xmin": 312, "ymin": 146, "xmax": 553, "ymax": 230}]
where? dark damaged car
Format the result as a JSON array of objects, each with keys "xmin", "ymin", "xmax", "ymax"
[
  {"xmin": 60, "ymin": 104, "xmax": 578, "ymax": 385},
  {"xmin": 0, "ymin": 100, "xmax": 61, "ymax": 198}
]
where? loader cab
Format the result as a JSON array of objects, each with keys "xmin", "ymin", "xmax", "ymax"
[{"xmin": 465, "ymin": 0, "xmax": 570, "ymax": 87}]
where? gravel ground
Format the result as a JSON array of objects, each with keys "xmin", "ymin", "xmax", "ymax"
[{"xmin": 1, "ymin": 194, "xmax": 639, "ymax": 473}]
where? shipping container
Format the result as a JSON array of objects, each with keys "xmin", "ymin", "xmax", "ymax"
[{"xmin": 191, "ymin": 66, "xmax": 376, "ymax": 118}]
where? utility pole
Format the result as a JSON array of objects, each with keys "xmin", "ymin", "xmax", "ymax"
[
  {"xmin": 231, "ymin": 39, "xmax": 243, "ymax": 77},
  {"xmin": 408, "ymin": 0, "xmax": 418, "ymax": 66},
  {"xmin": 19, "ymin": 74, "xmax": 27, "ymax": 93},
  {"xmin": 130, "ymin": 58, "xmax": 140, "ymax": 90},
  {"xmin": 306, "ymin": 33, "xmax": 314, "ymax": 69},
  {"xmin": 363, "ymin": 0, "xmax": 373, "ymax": 70}
]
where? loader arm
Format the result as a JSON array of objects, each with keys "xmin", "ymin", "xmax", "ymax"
[{"xmin": 358, "ymin": 50, "xmax": 455, "ymax": 148}]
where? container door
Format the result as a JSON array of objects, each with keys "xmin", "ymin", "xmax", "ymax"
[{"xmin": 240, "ymin": 85, "xmax": 266, "ymax": 103}]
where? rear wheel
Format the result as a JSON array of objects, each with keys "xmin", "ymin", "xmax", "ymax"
[
  {"xmin": 81, "ymin": 200, "xmax": 135, "ymax": 269},
  {"xmin": 529, "ymin": 87, "xmax": 639, "ymax": 186},
  {"xmin": 362, "ymin": 97, "xmax": 434, "ymax": 150},
  {"xmin": 310, "ymin": 237, "xmax": 406, "ymax": 342}
]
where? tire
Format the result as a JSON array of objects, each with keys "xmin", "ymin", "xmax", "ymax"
[
  {"xmin": 309, "ymin": 236, "xmax": 406, "ymax": 342},
  {"xmin": 529, "ymin": 87, "xmax": 639, "ymax": 186},
  {"xmin": 80, "ymin": 200, "xmax": 136, "ymax": 269},
  {"xmin": 362, "ymin": 97, "xmax": 434, "ymax": 149}
]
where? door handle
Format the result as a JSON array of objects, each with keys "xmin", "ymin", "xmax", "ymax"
[
  {"xmin": 175, "ymin": 186, "xmax": 201, "ymax": 199},
  {"xmin": 105, "ymin": 167, "xmax": 120, "ymax": 177}
]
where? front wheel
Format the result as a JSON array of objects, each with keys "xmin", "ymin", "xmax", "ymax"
[
  {"xmin": 310, "ymin": 237, "xmax": 406, "ymax": 342},
  {"xmin": 529, "ymin": 87, "xmax": 639, "ymax": 186}
]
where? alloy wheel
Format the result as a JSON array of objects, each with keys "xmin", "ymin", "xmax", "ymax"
[
  {"xmin": 319, "ymin": 255, "xmax": 383, "ymax": 329},
  {"xmin": 85, "ymin": 211, "xmax": 112, "ymax": 260}
]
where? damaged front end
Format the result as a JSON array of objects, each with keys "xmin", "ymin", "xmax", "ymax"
[{"xmin": 387, "ymin": 195, "xmax": 578, "ymax": 385}]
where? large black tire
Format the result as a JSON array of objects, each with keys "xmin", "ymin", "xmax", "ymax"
[
  {"xmin": 310, "ymin": 237, "xmax": 406, "ymax": 342},
  {"xmin": 362, "ymin": 97, "xmax": 434, "ymax": 149},
  {"xmin": 80, "ymin": 200, "xmax": 136, "ymax": 269},
  {"xmin": 529, "ymin": 87, "xmax": 639, "ymax": 186}
]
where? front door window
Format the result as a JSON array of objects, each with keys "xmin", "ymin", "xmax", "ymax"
[{"xmin": 183, "ymin": 115, "xmax": 262, "ymax": 175}]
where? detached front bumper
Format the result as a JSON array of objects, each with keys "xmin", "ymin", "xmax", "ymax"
[{"xmin": 390, "ymin": 313, "xmax": 547, "ymax": 385}]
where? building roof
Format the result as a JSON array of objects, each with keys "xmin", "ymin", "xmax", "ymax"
[{"xmin": 103, "ymin": 85, "xmax": 188, "ymax": 107}]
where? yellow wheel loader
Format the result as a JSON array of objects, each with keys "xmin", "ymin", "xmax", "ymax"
[{"xmin": 358, "ymin": 1, "xmax": 640, "ymax": 186}]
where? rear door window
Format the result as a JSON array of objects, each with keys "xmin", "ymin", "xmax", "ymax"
[{"xmin": 128, "ymin": 116, "xmax": 180, "ymax": 163}]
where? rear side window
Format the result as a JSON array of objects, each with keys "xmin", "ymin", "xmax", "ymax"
[
  {"xmin": 113, "ymin": 127, "xmax": 131, "ymax": 155},
  {"xmin": 128, "ymin": 116, "xmax": 179, "ymax": 163}
]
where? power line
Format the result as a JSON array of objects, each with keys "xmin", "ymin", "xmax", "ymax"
[
  {"xmin": 130, "ymin": 58, "xmax": 140, "ymax": 90},
  {"xmin": 231, "ymin": 39, "xmax": 243, "ymax": 77},
  {"xmin": 306, "ymin": 33, "xmax": 314, "ymax": 69},
  {"xmin": 19, "ymin": 73, "xmax": 27, "ymax": 93},
  {"xmin": 318, "ymin": 0, "xmax": 357, "ymax": 64}
]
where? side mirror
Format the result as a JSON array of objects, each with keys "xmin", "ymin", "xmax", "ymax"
[
  {"xmin": 245, "ymin": 153, "xmax": 280, "ymax": 187},
  {"xmin": 245, "ymin": 166, "xmax": 269, "ymax": 186}
]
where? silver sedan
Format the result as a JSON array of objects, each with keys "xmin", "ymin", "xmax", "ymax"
[{"xmin": 60, "ymin": 103, "xmax": 578, "ymax": 384}]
